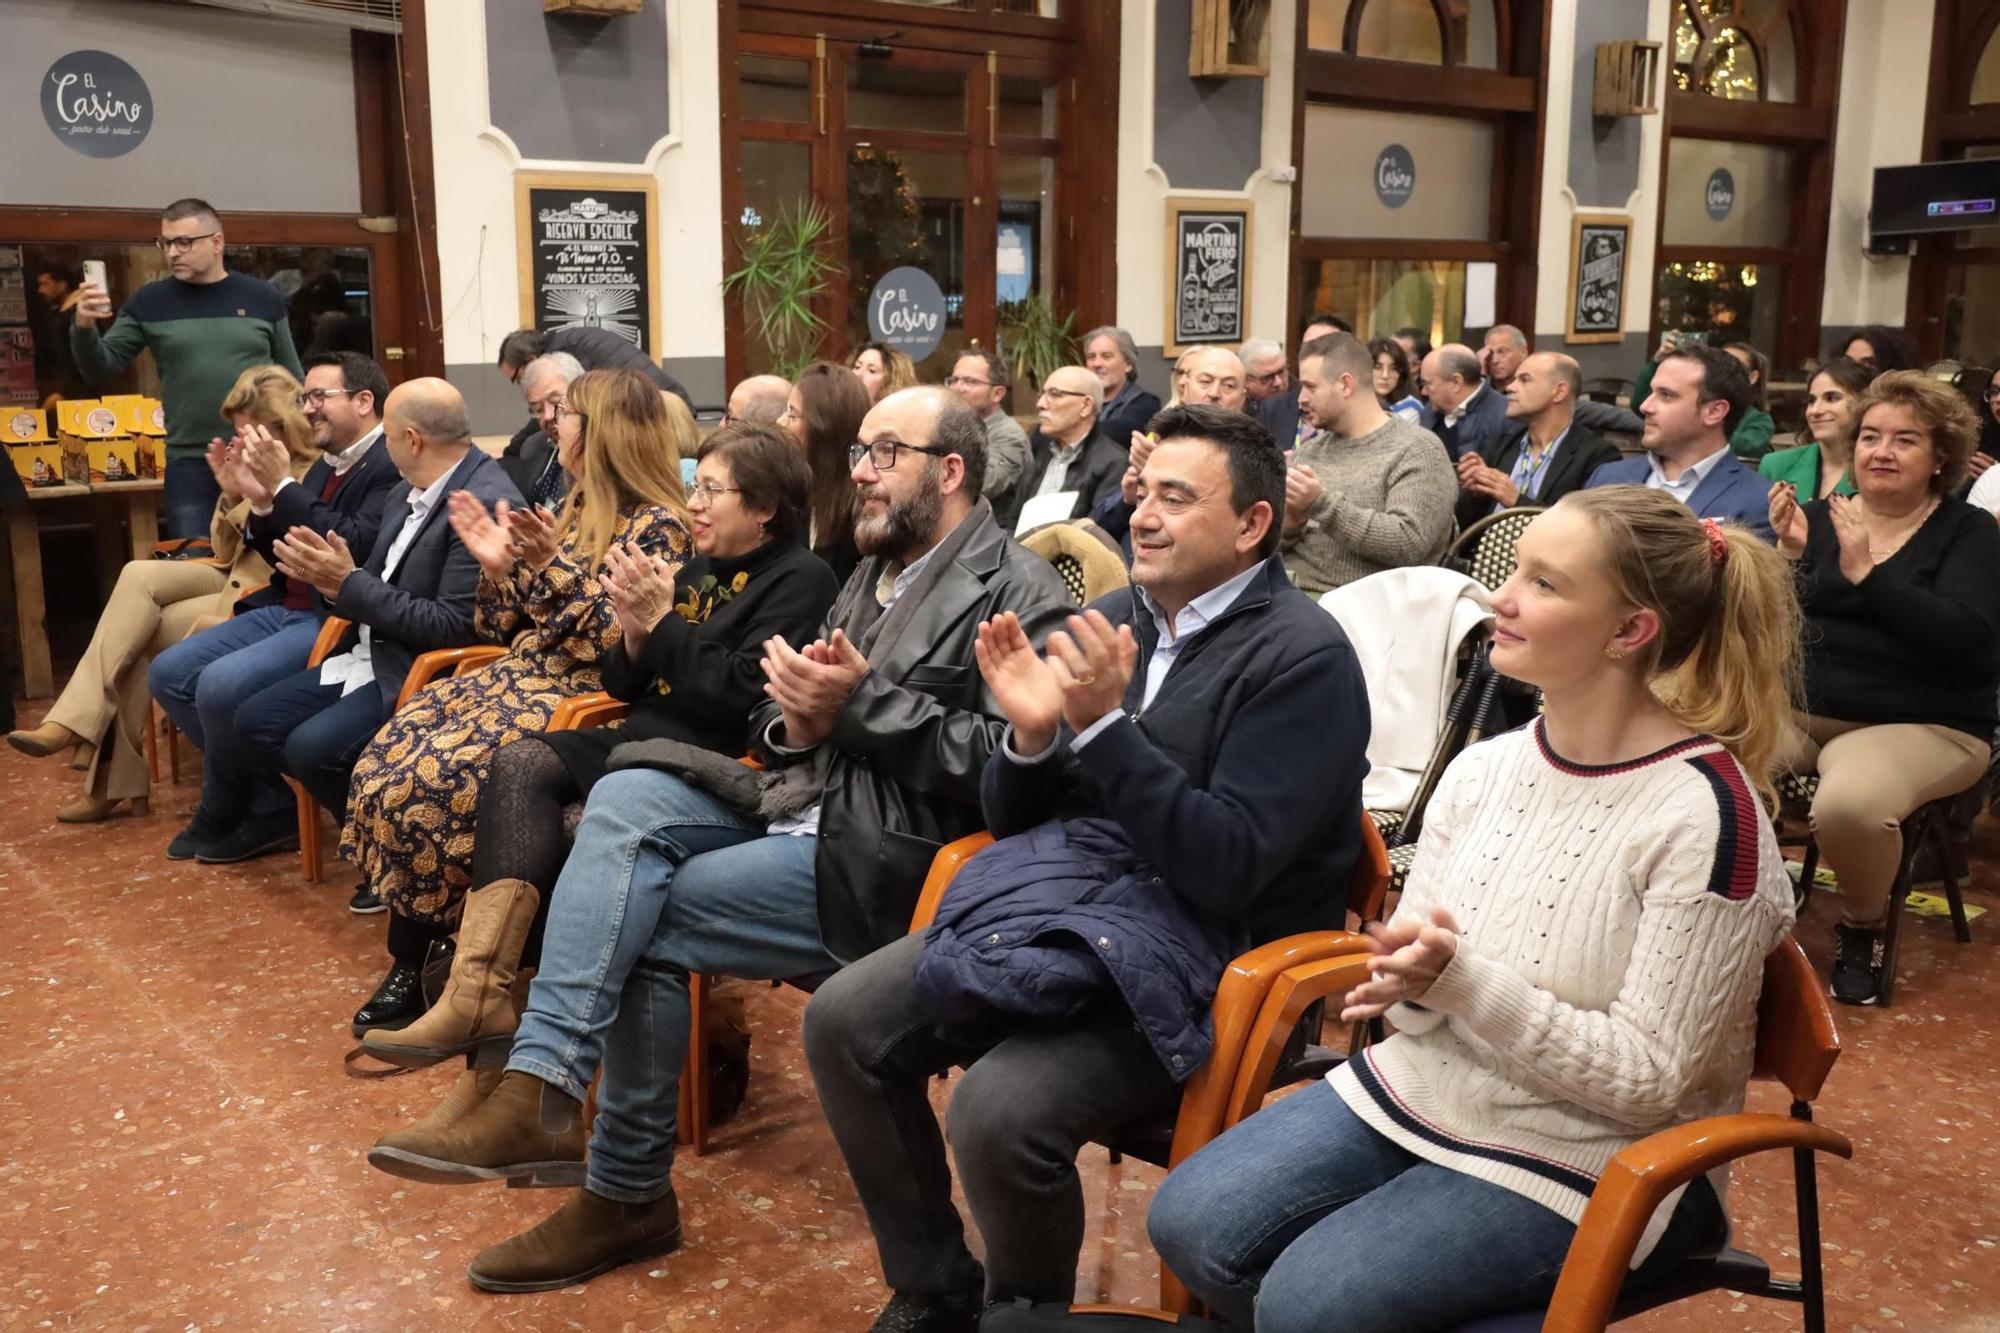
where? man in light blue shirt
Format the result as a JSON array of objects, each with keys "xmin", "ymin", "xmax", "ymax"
[{"xmin": 1585, "ymin": 343, "xmax": 1775, "ymax": 541}]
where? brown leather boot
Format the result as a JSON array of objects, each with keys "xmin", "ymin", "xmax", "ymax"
[
  {"xmin": 367, "ymin": 1065, "xmax": 505, "ymax": 1178},
  {"xmin": 7, "ymin": 720, "xmax": 81, "ymax": 758},
  {"xmin": 366, "ymin": 1069, "xmax": 585, "ymax": 1187},
  {"xmin": 56, "ymin": 793, "xmax": 147, "ymax": 823},
  {"xmin": 468, "ymin": 1186, "xmax": 682, "ymax": 1293},
  {"xmin": 361, "ymin": 878, "xmax": 539, "ymax": 1069}
]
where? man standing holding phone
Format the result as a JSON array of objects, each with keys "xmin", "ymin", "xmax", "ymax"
[{"xmin": 71, "ymin": 198, "xmax": 304, "ymax": 539}]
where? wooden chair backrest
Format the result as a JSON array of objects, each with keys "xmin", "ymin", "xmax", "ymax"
[
  {"xmin": 306, "ymin": 616, "xmax": 352, "ymax": 668},
  {"xmin": 1752, "ymin": 934, "xmax": 1840, "ymax": 1102},
  {"xmin": 1347, "ymin": 812, "xmax": 1391, "ymax": 924}
]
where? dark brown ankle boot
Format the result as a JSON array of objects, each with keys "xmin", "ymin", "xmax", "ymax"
[
  {"xmin": 366, "ymin": 1069, "xmax": 584, "ymax": 1187},
  {"xmin": 468, "ymin": 1186, "xmax": 682, "ymax": 1293}
]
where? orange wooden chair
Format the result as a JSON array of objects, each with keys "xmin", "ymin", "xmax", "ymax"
[
  {"xmin": 290, "ymin": 618, "xmax": 507, "ymax": 882},
  {"xmin": 1090, "ymin": 935, "xmax": 1849, "ymax": 1329},
  {"xmin": 675, "ymin": 810, "xmax": 1393, "ymax": 1184}
]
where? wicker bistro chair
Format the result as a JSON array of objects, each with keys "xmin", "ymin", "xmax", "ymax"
[
  {"xmin": 1448, "ymin": 505, "xmax": 1547, "ymax": 592},
  {"xmin": 1020, "ymin": 520, "xmax": 1130, "ymax": 607}
]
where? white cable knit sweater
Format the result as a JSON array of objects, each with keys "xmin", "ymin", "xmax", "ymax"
[{"xmin": 1330, "ymin": 719, "xmax": 1794, "ymax": 1259}]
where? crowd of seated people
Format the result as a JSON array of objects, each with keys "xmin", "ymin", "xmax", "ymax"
[{"xmin": 21, "ymin": 303, "xmax": 2000, "ymax": 1331}]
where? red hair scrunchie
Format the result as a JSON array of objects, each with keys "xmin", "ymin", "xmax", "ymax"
[{"xmin": 1701, "ymin": 516, "xmax": 1729, "ymax": 568}]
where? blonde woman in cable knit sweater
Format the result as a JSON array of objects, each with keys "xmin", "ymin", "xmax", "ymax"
[{"xmin": 1150, "ymin": 486, "xmax": 1800, "ymax": 1333}]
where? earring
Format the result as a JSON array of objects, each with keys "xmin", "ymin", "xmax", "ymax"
[{"xmin": 1606, "ymin": 647, "xmax": 1627, "ymax": 661}]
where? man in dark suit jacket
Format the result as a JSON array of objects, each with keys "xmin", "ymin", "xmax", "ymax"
[
  {"xmin": 996, "ymin": 364, "xmax": 1129, "ymax": 533},
  {"xmin": 1454, "ymin": 352, "xmax": 1622, "ymax": 531},
  {"xmin": 149, "ymin": 352, "xmax": 403, "ymax": 857},
  {"xmin": 175, "ymin": 378, "xmax": 523, "ymax": 866},
  {"xmin": 498, "ymin": 326, "xmax": 690, "ymax": 408},
  {"xmin": 1584, "ymin": 343, "xmax": 1774, "ymax": 541},
  {"xmin": 1419, "ymin": 343, "xmax": 1512, "ymax": 462}
]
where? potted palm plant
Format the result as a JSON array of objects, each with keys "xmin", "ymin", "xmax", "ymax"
[{"xmin": 721, "ymin": 198, "xmax": 838, "ymax": 379}]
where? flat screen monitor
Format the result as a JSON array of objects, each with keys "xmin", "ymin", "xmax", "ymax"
[{"xmin": 1872, "ymin": 160, "xmax": 2000, "ymax": 237}]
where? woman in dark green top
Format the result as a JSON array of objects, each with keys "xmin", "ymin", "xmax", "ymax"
[
  {"xmin": 1721, "ymin": 341, "xmax": 1776, "ymax": 461},
  {"xmin": 1759, "ymin": 357, "xmax": 1870, "ymax": 500}
]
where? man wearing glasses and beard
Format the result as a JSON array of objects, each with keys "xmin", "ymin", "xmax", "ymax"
[
  {"xmin": 367, "ymin": 386, "xmax": 1074, "ymax": 1297},
  {"xmin": 71, "ymin": 197, "xmax": 304, "ymax": 537}
]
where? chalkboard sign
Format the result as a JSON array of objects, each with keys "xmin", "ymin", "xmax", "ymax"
[
  {"xmin": 1565, "ymin": 213, "xmax": 1630, "ymax": 346},
  {"xmin": 1165, "ymin": 200, "xmax": 1253, "ymax": 355},
  {"xmin": 514, "ymin": 171, "xmax": 660, "ymax": 356}
]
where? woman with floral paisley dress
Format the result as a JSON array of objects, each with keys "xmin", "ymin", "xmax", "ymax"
[
  {"xmin": 339, "ymin": 368, "xmax": 694, "ymax": 1035},
  {"xmin": 356, "ymin": 421, "xmax": 838, "ymax": 1078}
]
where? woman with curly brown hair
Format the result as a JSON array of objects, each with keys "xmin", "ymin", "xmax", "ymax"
[
  {"xmin": 7, "ymin": 364, "xmax": 317, "ymax": 822},
  {"xmin": 339, "ymin": 367, "xmax": 693, "ymax": 1035},
  {"xmin": 1768, "ymin": 369, "xmax": 2000, "ymax": 1004}
]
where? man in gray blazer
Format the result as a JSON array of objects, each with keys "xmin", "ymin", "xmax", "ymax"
[{"xmin": 178, "ymin": 378, "xmax": 523, "ymax": 866}]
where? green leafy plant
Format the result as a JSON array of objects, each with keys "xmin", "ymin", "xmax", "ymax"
[
  {"xmin": 722, "ymin": 198, "xmax": 838, "ymax": 379},
  {"xmin": 997, "ymin": 293, "xmax": 1079, "ymax": 392}
]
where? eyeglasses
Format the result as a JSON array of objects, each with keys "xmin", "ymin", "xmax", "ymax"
[
  {"xmin": 1984, "ymin": 387, "xmax": 2000, "ymax": 402},
  {"xmin": 1247, "ymin": 370, "xmax": 1285, "ymax": 386},
  {"xmin": 296, "ymin": 388, "xmax": 355, "ymax": 408},
  {"xmin": 688, "ymin": 481, "xmax": 743, "ymax": 504},
  {"xmin": 555, "ymin": 404, "xmax": 586, "ymax": 423},
  {"xmin": 1037, "ymin": 387, "xmax": 1093, "ymax": 403},
  {"xmin": 850, "ymin": 439, "xmax": 951, "ymax": 470},
  {"xmin": 530, "ymin": 395, "xmax": 568, "ymax": 418},
  {"xmin": 945, "ymin": 375, "xmax": 996, "ymax": 390},
  {"xmin": 156, "ymin": 233, "xmax": 219, "ymax": 254}
]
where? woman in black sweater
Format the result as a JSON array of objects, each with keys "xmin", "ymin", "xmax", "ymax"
[
  {"xmin": 360, "ymin": 422, "xmax": 839, "ymax": 1069},
  {"xmin": 1769, "ymin": 370, "xmax": 2000, "ymax": 1005}
]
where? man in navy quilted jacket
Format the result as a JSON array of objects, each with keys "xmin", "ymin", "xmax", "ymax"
[{"xmin": 804, "ymin": 404, "xmax": 1373, "ymax": 1333}]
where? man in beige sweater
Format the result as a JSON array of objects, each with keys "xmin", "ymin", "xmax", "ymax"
[{"xmin": 1279, "ymin": 332, "xmax": 1458, "ymax": 596}]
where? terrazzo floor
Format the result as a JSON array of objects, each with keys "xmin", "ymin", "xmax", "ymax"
[{"xmin": 3, "ymin": 701, "xmax": 1999, "ymax": 1332}]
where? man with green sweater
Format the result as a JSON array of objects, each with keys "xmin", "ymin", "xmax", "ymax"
[{"xmin": 71, "ymin": 198, "xmax": 302, "ymax": 538}]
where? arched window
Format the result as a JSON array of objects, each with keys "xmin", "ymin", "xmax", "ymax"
[
  {"xmin": 1672, "ymin": 0, "xmax": 1805, "ymax": 103},
  {"xmin": 1307, "ymin": 0, "xmax": 1500, "ymax": 70}
]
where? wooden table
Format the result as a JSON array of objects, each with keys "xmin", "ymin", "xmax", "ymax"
[{"xmin": 5, "ymin": 478, "xmax": 162, "ymax": 698}]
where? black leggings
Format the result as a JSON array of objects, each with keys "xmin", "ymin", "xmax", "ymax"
[{"xmin": 464, "ymin": 736, "xmax": 582, "ymax": 968}]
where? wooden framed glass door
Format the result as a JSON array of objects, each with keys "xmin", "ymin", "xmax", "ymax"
[{"xmin": 723, "ymin": 4, "xmax": 1086, "ymax": 387}]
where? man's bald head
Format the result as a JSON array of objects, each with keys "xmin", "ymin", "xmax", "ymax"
[
  {"xmin": 728, "ymin": 374, "xmax": 792, "ymax": 426},
  {"xmin": 382, "ymin": 377, "xmax": 473, "ymax": 486},
  {"xmin": 1182, "ymin": 347, "xmax": 1247, "ymax": 412},
  {"xmin": 1505, "ymin": 351, "xmax": 1584, "ymax": 427}
]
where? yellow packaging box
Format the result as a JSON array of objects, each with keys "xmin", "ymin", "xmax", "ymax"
[
  {"xmin": 9, "ymin": 444, "xmax": 66, "ymax": 488},
  {"xmin": 3, "ymin": 406, "xmax": 50, "ymax": 444},
  {"xmin": 55, "ymin": 400, "xmax": 121, "ymax": 440},
  {"xmin": 100, "ymin": 394, "xmax": 151, "ymax": 436},
  {"xmin": 89, "ymin": 437, "xmax": 152, "ymax": 483},
  {"xmin": 138, "ymin": 398, "xmax": 166, "ymax": 437}
]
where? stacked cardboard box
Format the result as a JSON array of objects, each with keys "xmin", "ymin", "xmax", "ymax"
[{"xmin": 6, "ymin": 404, "xmax": 63, "ymax": 487}]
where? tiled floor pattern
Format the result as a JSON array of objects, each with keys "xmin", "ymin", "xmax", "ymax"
[{"xmin": 3, "ymin": 707, "xmax": 1999, "ymax": 1331}]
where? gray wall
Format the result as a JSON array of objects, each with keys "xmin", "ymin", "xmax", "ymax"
[
  {"xmin": 4, "ymin": 0, "xmax": 359, "ymax": 213},
  {"xmin": 1153, "ymin": 3, "xmax": 1264, "ymax": 190},
  {"xmin": 1567, "ymin": 0, "xmax": 1648, "ymax": 209},
  {"xmin": 486, "ymin": 1, "xmax": 671, "ymax": 165},
  {"xmin": 452, "ymin": 357, "xmax": 728, "ymax": 437}
]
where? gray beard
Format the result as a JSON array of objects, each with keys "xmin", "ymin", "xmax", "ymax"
[{"xmin": 854, "ymin": 464, "xmax": 944, "ymax": 564}]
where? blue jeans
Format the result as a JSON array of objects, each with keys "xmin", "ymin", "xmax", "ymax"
[
  {"xmin": 163, "ymin": 458, "xmax": 223, "ymax": 541},
  {"xmin": 506, "ymin": 769, "xmax": 832, "ymax": 1202},
  {"xmin": 232, "ymin": 668, "xmax": 388, "ymax": 819},
  {"xmin": 148, "ymin": 606, "xmax": 321, "ymax": 819},
  {"xmin": 1147, "ymin": 1081, "xmax": 1725, "ymax": 1333}
]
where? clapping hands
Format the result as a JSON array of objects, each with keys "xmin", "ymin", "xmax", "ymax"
[{"xmin": 973, "ymin": 609, "xmax": 1138, "ymax": 756}]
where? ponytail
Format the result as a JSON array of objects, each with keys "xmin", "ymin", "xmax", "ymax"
[{"xmin": 1560, "ymin": 488, "xmax": 1802, "ymax": 800}]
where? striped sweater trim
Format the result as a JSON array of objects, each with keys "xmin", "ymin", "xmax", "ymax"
[
  {"xmin": 1348, "ymin": 1047, "xmax": 1598, "ymax": 1198},
  {"xmin": 1684, "ymin": 750, "xmax": 1762, "ymax": 901},
  {"xmin": 1531, "ymin": 718, "xmax": 1719, "ymax": 777}
]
